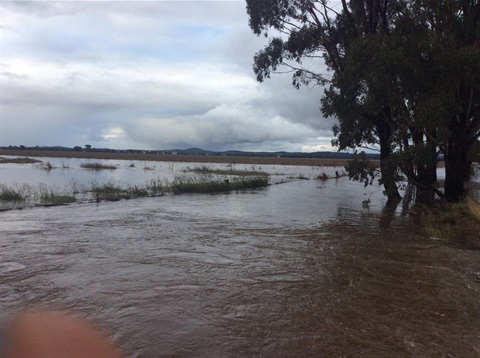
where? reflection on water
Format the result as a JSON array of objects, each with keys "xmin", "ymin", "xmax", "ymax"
[{"xmin": 1, "ymin": 159, "xmax": 479, "ymax": 357}]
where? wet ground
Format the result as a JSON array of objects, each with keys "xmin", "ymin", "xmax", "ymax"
[{"xmin": 1, "ymin": 162, "xmax": 480, "ymax": 357}]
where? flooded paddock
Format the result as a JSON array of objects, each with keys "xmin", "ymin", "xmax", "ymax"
[{"xmin": 0, "ymin": 158, "xmax": 479, "ymax": 357}]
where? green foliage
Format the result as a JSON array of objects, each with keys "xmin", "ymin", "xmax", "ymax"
[
  {"xmin": 246, "ymin": 0, "xmax": 480, "ymax": 203},
  {"xmin": 345, "ymin": 152, "xmax": 378, "ymax": 188}
]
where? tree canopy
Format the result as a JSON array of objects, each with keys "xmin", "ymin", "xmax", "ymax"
[{"xmin": 246, "ymin": 0, "xmax": 480, "ymax": 203}]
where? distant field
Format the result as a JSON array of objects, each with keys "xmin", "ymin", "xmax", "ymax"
[{"xmin": 0, "ymin": 149, "xmax": 359, "ymax": 167}]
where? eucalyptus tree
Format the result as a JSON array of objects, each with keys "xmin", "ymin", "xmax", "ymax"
[
  {"xmin": 246, "ymin": 0, "xmax": 480, "ymax": 203},
  {"xmin": 246, "ymin": 0, "xmax": 405, "ymax": 203},
  {"xmin": 420, "ymin": 0, "xmax": 480, "ymax": 202}
]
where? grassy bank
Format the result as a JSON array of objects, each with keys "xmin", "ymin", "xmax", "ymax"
[{"xmin": 420, "ymin": 197, "xmax": 480, "ymax": 244}]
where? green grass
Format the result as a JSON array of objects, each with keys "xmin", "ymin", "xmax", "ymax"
[{"xmin": 80, "ymin": 162, "xmax": 117, "ymax": 170}]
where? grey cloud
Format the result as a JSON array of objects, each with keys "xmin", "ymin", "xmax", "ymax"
[{"xmin": 1, "ymin": 1, "xmax": 336, "ymax": 152}]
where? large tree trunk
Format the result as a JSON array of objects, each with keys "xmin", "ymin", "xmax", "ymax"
[
  {"xmin": 377, "ymin": 121, "xmax": 402, "ymax": 204},
  {"xmin": 414, "ymin": 162, "xmax": 437, "ymax": 204},
  {"xmin": 444, "ymin": 134, "xmax": 470, "ymax": 202},
  {"xmin": 413, "ymin": 131, "xmax": 438, "ymax": 205}
]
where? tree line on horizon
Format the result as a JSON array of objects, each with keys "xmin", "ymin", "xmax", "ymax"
[{"xmin": 246, "ymin": 0, "xmax": 480, "ymax": 204}]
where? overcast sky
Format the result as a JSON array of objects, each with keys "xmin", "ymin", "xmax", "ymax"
[{"xmin": 1, "ymin": 0, "xmax": 337, "ymax": 152}]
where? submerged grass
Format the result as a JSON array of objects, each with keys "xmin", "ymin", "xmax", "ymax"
[
  {"xmin": 0, "ymin": 184, "xmax": 74, "ymax": 207},
  {"xmin": 91, "ymin": 181, "xmax": 153, "ymax": 201},
  {"xmin": 0, "ymin": 170, "xmax": 269, "ymax": 209},
  {"xmin": 183, "ymin": 165, "xmax": 268, "ymax": 177},
  {"xmin": 316, "ymin": 170, "xmax": 347, "ymax": 180},
  {"xmin": 40, "ymin": 190, "xmax": 76, "ymax": 204},
  {"xmin": 91, "ymin": 182, "xmax": 126, "ymax": 201}
]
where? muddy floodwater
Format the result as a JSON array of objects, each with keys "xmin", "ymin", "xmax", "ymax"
[{"xmin": 1, "ymin": 157, "xmax": 479, "ymax": 357}]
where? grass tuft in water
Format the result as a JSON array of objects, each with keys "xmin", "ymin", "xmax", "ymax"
[
  {"xmin": 40, "ymin": 190, "xmax": 76, "ymax": 204},
  {"xmin": 91, "ymin": 182, "xmax": 125, "ymax": 201},
  {"xmin": 0, "ymin": 185, "xmax": 25, "ymax": 201},
  {"xmin": 91, "ymin": 181, "xmax": 152, "ymax": 201},
  {"xmin": 183, "ymin": 165, "xmax": 268, "ymax": 177},
  {"xmin": 147, "ymin": 178, "xmax": 167, "ymax": 194},
  {"xmin": 170, "ymin": 175, "xmax": 268, "ymax": 194},
  {"xmin": 81, "ymin": 162, "xmax": 117, "ymax": 170}
]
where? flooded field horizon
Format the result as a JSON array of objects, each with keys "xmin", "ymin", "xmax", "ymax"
[{"xmin": 1, "ymin": 156, "xmax": 479, "ymax": 357}]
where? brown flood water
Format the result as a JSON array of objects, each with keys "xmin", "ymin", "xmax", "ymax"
[{"xmin": 0, "ymin": 180, "xmax": 479, "ymax": 357}]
